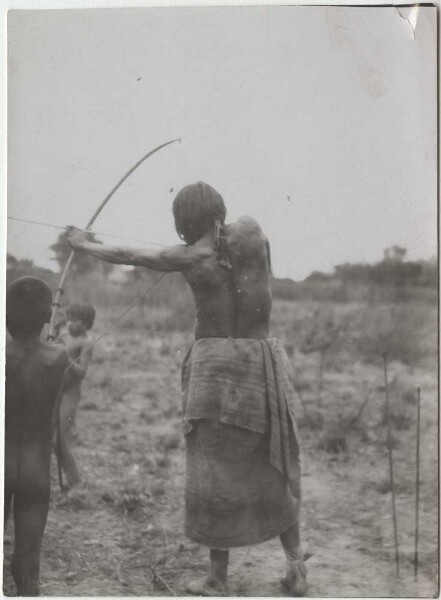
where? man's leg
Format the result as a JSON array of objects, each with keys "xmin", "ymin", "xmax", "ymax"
[
  {"xmin": 186, "ymin": 549, "xmax": 229, "ymax": 596},
  {"xmin": 280, "ymin": 522, "xmax": 307, "ymax": 596}
]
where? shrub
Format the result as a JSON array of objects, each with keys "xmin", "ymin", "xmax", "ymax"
[{"xmin": 114, "ymin": 485, "xmax": 152, "ymax": 516}]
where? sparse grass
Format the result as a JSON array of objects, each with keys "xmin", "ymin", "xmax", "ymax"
[
  {"xmin": 151, "ymin": 481, "xmax": 167, "ymax": 497},
  {"xmin": 158, "ymin": 431, "xmax": 181, "ymax": 452},
  {"xmin": 97, "ymin": 372, "xmax": 113, "ymax": 390},
  {"xmin": 139, "ymin": 410, "xmax": 156, "ymax": 424},
  {"xmin": 318, "ymin": 424, "xmax": 348, "ymax": 453},
  {"xmin": 3, "ymin": 294, "xmax": 437, "ymax": 597},
  {"xmin": 298, "ymin": 408, "xmax": 324, "ymax": 431},
  {"xmin": 155, "ymin": 453, "xmax": 171, "ymax": 469},
  {"xmin": 82, "ymin": 401, "xmax": 98, "ymax": 411},
  {"xmin": 162, "ymin": 405, "xmax": 180, "ymax": 419},
  {"xmin": 55, "ymin": 488, "xmax": 95, "ymax": 511},
  {"xmin": 271, "ymin": 299, "xmax": 436, "ymax": 370},
  {"xmin": 114, "ymin": 485, "xmax": 153, "ymax": 517}
]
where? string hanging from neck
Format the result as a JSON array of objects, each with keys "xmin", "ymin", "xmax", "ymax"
[{"xmin": 213, "ymin": 220, "xmax": 232, "ymax": 270}]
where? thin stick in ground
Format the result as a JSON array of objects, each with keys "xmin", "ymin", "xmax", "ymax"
[
  {"xmin": 317, "ymin": 348, "xmax": 326, "ymax": 405},
  {"xmin": 382, "ymin": 352, "xmax": 400, "ymax": 578},
  {"xmin": 346, "ymin": 393, "xmax": 371, "ymax": 431},
  {"xmin": 150, "ymin": 566, "xmax": 177, "ymax": 596},
  {"xmin": 125, "ymin": 564, "xmax": 176, "ymax": 596},
  {"xmin": 414, "ymin": 386, "xmax": 421, "ymax": 582}
]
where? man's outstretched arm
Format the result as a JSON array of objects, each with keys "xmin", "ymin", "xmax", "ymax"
[{"xmin": 67, "ymin": 226, "xmax": 199, "ymax": 272}]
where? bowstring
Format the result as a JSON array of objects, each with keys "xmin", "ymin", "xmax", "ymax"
[
  {"xmin": 61, "ymin": 272, "xmax": 168, "ymax": 375},
  {"xmin": 7, "ymin": 215, "xmax": 170, "ymax": 369},
  {"xmin": 7, "ymin": 215, "xmax": 167, "ymax": 248}
]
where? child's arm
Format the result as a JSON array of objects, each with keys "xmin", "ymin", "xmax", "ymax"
[{"xmin": 67, "ymin": 342, "xmax": 93, "ymax": 380}]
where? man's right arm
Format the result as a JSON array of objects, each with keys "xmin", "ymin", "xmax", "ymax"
[{"xmin": 68, "ymin": 227, "xmax": 202, "ymax": 272}]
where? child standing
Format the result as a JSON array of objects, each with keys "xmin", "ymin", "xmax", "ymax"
[
  {"xmin": 56, "ymin": 302, "xmax": 95, "ymax": 488},
  {"xmin": 5, "ymin": 276, "xmax": 69, "ymax": 596}
]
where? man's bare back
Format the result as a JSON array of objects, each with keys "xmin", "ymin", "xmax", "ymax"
[
  {"xmin": 67, "ymin": 183, "xmax": 271, "ymax": 339},
  {"xmin": 68, "ymin": 216, "xmax": 272, "ymax": 340},
  {"xmin": 182, "ymin": 216, "xmax": 271, "ymax": 339}
]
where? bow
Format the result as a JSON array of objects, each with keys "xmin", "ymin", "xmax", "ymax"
[
  {"xmin": 47, "ymin": 137, "xmax": 180, "ymax": 341},
  {"xmin": 49, "ymin": 138, "xmax": 180, "ymax": 492}
]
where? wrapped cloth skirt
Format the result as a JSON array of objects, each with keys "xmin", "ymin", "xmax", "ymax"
[
  {"xmin": 182, "ymin": 338, "xmax": 301, "ymax": 549},
  {"xmin": 185, "ymin": 419, "xmax": 298, "ymax": 548}
]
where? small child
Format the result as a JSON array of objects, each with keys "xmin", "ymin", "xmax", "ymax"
[
  {"xmin": 5, "ymin": 276, "xmax": 69, "ymax": 596},
  {"xmin": 56, "ymin": 301, "xmax": 95, "ymax": 488}
]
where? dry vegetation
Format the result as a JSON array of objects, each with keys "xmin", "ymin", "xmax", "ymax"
[{"xmin": 3, "ymin": 272, "xmax": 438, "ymax": 597}]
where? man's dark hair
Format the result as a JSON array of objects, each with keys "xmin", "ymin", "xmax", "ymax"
[
  {"xmin": 66, "ymin": 302, "xmax": 96, "ymax": 330},
  {"xmin": 173, "ymin": 182, "xmax": 226, "ymax": 245},
  {"xmin": 6, "ymin": 276, "xmax": 52, "ymax": 338}
]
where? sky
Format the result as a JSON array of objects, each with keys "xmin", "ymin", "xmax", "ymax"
[{"xmin": 7, "ymin": 5, "xmax": 437, "ymax": 280}]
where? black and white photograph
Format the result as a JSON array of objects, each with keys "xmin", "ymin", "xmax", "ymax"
[{"xmin": 3, "ymin": 2, "xmax": 438, "ymax": 597}]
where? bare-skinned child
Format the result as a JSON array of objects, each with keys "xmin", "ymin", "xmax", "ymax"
[
  {"xmin": 55, "ymin": 301, "xmax": 95, "ymax": 488},
  {"xmin": 5, "ymin": 276, "xmax": 69, "ymax": 596}
]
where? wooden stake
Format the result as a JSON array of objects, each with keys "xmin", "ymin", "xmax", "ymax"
[
  {"xmin": 125, "ymin": 564, "xmax": 177, "ymax": 596},
  {"xmin": 414, "ymin": 387, "xmax": 421, "ymax": 582},
  {"xmin": 382, "ymin": 352, "xmax": 400, "ymax": 578},
  {"xmin": 317, "ymin": 349, "xmax": 325, "ymax": 405},
  {"xmin": 149, "ymin": 566, "xmax": 177, "ymax": 596},
  {"xmin": 346, "ymin": 393, "xmax": 371, "ymax": 431}
]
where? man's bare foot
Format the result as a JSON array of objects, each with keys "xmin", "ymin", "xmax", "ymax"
[
  {"xmin": 185, "ymin": 577, "xmax": 229, "ymax": 597},
  {"xmin": 281, "ymin": 560, "xmax": 307, "ymax": 596}
]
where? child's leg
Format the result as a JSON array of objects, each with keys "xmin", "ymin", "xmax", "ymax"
[
  {"xmin": 12, "ymin": 441, "xmax": 51, "ymax": 596},
  {"xmin": 280, "ymin": 522, "xmax": 307, "ymax": 596},
  {"xmin": 4, "ymin": 442, "xmax": 17, "ymax": 526},
  {"xmin": 4, "ymin": 490, "xmax": 13, "ymax": 526},
  {"xmin": 57, "ymin": 391, "xmax": 81, "ymax": 487}
]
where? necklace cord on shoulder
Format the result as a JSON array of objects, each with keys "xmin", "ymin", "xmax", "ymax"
[{"xmin": 213, "ymin": 220, "xmax": 232, "ymax": 270}]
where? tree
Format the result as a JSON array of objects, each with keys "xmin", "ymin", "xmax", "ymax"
[
  {"xmin": 6, "ymin": 253, "xmax": 57, "ymax": 287},
  {"xmin": 383, "ymin": 245, "xmax": 407, "ymax": 263},
  {"xmin": 7, "ymin": 253, "xmax": 18, "ymax": 269},
  {"xmin": 50, "ymin": 231, "xmax": 113, "ymax": 275}
]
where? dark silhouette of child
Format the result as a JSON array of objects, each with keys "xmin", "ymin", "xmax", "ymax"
[{"xmin": 5, "ymin": 276, "xmax": 68, "ymax": 596}]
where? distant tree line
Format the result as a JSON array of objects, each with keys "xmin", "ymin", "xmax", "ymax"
[
  {"xmin": 6, "ymin": 254, "xmax": 58, "ymax": 288},
  {"xmin": 272, "ymin": 246, "xmax": 437, "ymax": 303},
  {"xmin": 7, "ymin": 237, "xmax": 437, "ymax": 307},
  {"xmin": 308, "ymin": 246, "xmax": 436, "ymax": 288},
  {"xmin": 49, "ymin": 230, "xmax": 113, "ymax": 276}
]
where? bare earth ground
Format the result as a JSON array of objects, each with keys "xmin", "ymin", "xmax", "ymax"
[{"xmin": 3, "ymin": 300, "xmax": 438, "ymax": 597}]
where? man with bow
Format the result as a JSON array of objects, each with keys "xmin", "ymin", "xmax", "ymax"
[{"xmin": 68, "ymin": 181, "xmax": 307, "ymax": 596}]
